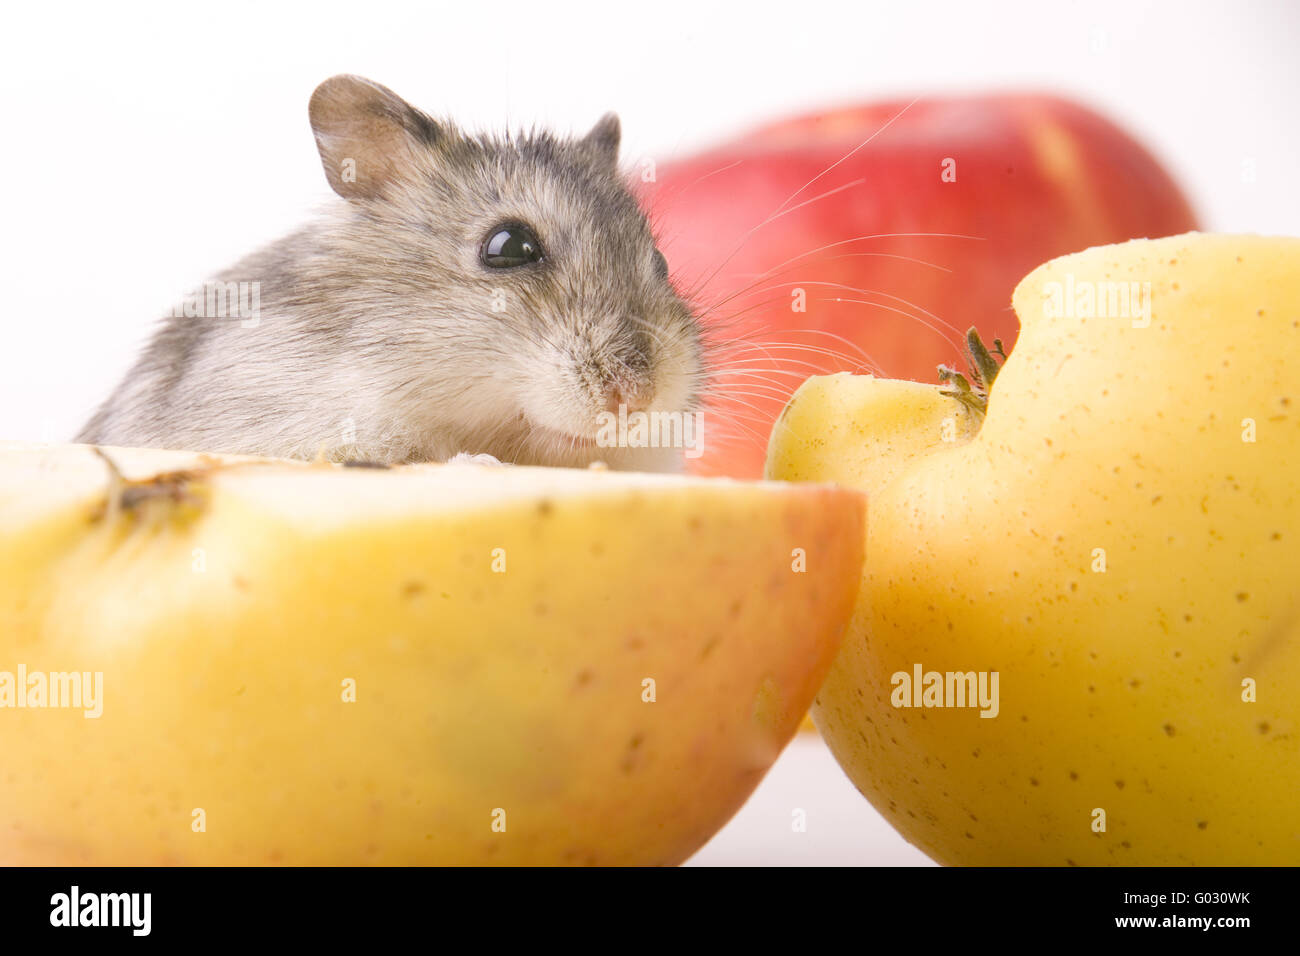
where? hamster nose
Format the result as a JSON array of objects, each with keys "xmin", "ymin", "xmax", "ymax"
[
  {"xmin": 603, "ymin": 382, "xmax": 654, "ymax": 413},
  {"xmin": 603, "ymin": 386, "xmax": 628, "ymax": 413}
]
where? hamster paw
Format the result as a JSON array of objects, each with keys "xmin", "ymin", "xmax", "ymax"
[{"xmin": 445, "ymin": 452, "xmax": 506, "ymax": 466}]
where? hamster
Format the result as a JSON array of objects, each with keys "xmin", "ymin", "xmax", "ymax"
[{"xmin": 77, "ymin": 75, "xmax": 704, "ymax": 472}]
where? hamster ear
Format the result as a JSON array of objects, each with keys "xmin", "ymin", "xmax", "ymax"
[
  {"xmin": 582, "ymin": 112, "xmax": 621, "ymax": 164},
  {"xmin": 309, "ymin": 75, "xmax": 441, "ymax": 202}
]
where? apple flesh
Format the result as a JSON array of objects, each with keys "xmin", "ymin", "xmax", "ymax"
[{"xmin": 0, "ymin": 443, "xmax": 864, "ymax": 865}]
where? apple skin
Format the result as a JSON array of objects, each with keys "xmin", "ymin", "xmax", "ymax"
[
  {"xmin": 0, "ymin": 444, "xmax": 864, "ymax": 865},
  {"xmin": 767, "ymin": 233, "xmax": 1300, "ymax": 865},
  {"xmin": 645, "ymin": 95, "xmax": 1199, "ymax": 477}
]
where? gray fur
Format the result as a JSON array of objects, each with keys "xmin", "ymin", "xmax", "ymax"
[{"xmin": 78, "ymin": 75, "xmax": 703, "ymax": 471}]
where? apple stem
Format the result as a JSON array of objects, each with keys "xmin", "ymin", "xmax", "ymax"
[
  {"xmin": 966, "ymin": 329, "xmax": 1004, "ymax": 392},
  {"xmin": 937, "ymin": 327, "xmax": 1006, "ymax": 416},
  {"xmin": 89, "ymin": 446, "xmax": 207, "ymax": 521}
]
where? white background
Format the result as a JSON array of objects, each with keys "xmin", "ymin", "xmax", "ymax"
[{"xmin": 1, "ymin": 1, "xmax": 1296, "ymax": 865}]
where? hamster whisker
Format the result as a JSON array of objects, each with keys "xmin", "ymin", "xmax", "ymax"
[
  {"xmin": 677, "ymin": 178, "xmax": 869, "ymax": 302},
  {"xmin": 697, "ymin": 239, "xmax": 972, "ymax": 316},
  {"xmin": 707, "ymin": 336, "xmax": 869, "ymax": 368},
  {"xmin": 704, "ymin": 379, "xmax": 796, "ymax": 398},
  {"xmin": 771, "ymin": 96, "xmax": 921, "ymax": 215}
]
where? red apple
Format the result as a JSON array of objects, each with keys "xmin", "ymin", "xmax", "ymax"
[{"xmin": 642, "ymin": 95, "xmax": 1199, "ymax": 477}]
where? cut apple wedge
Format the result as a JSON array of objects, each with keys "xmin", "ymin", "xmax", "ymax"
[{"xmin": 0, "ymin": 443, "xmax": 864, "ymax": 865}]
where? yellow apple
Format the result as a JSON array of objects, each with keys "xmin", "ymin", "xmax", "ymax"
[
  {"xmin": 767, "ymin": 233, "xmax": 1300, "ymax": 865},
  {"xmin": 0, "ymin": 443, "xmax": 863, "ymax": 864}
]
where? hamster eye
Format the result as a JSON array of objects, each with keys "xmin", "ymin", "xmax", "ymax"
[
  {"xmin": 482, "ymin": 224, "xmax": 543, "ymax": 268},
  {"xmin": 653, "ymin": 249, "xmax": 669, "ymax": 280}
]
